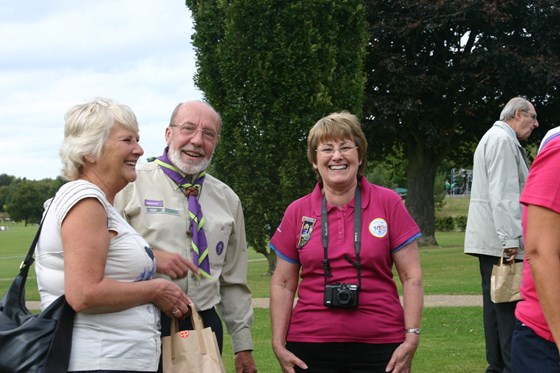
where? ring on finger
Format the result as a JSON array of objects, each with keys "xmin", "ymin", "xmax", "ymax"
[{"xmin": 172, "ymin": 309, "xmax": 180, "ymax": 315}]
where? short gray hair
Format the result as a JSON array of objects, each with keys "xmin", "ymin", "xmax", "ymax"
[
  {"xmin": 499, "ymin": 97, "xmax": 531, "ymax": 121},
  {"xmin": 59, "ymin": 97, "xmax": 139, "ymax": 180}
]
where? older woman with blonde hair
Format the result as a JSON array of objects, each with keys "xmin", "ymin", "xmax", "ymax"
[{"xmin": 35, "ymin": 97, "xmax": 196, "ymax": 372}]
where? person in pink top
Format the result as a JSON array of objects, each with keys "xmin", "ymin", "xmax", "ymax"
[
  {"xmin": 512, "ymin": 128, "xmax": 560, "ymax": 372},
  {"xmin": 269, "ymin": 111, "xmax": 423, "ymax": 373}
]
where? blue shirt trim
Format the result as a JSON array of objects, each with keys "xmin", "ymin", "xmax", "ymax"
[
  {"xmin": 391, "ymin": 232, "xmax": 422, "ymax": 253},
  {"xmin": 269, "ymin": 243, "xmax": 300, "ymax": 265}
]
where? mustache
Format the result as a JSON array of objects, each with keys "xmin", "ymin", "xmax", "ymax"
[{"xmin": 180, "ymin": 145, "xmax": 206, "ymax": 156}]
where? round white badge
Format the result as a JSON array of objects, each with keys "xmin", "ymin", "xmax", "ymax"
[{"xmin": 369, "ymin": 218, "xmax": 388, "ymax": 238}]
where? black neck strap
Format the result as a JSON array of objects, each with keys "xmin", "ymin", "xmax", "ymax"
[{"xmin": 321, "ymin": 184, "xmax": 362, "ymax": 289}]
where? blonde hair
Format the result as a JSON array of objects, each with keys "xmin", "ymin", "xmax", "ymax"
[{"xmin": 59, "ymin": 97, "xmax": 139, "ymax": 180}]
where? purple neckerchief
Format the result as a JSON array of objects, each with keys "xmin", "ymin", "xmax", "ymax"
[{"xmin": 155, "ymin": 148, "xmax": 211, "ymax": 278}]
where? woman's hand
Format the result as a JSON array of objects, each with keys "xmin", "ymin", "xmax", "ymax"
[
  {"xmin": 151, "ymin": 278, "xmax": 192, "ymax": 319},
  {"xmin": 385, "ymin": 337, "xmax": 418, "ymax": 373},
  {"xmin": 273, "ymin": 345, "xmax": 308, "ymax": 373}
]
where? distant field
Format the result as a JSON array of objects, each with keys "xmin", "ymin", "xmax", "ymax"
[
  {"xmin": 436, "ymin": 195, "xmax": 470, "ymax": 217},
  {"xmin": 0, "ymin": 223, "xmax": 39, "ymax": 299},
  {"xmin": 0, "ymin": 196, "xmax": 475, "ymax": 299}
]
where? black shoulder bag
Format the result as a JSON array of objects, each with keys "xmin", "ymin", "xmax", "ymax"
[{"xmin": 0, "ymin": 203, "xmax": 75, "ymax": 373}]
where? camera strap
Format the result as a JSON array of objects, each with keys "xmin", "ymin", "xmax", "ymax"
[{"xmin": 321, "ymin": 184, "xmax": 362, "ymax": 290}]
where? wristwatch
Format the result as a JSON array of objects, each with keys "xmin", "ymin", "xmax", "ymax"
[{"xmin": 405, "ymin": 328, "xmax": 421, "ymax": 335}]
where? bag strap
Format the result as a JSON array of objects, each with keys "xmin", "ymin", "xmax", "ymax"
[
  {"xmin": 188, "ymin": 303, "xmax": 208, "ymax": 355},
  {"xmin": 19, "ymin": 198, "xmax": 53, "ymax": 277},
  {"xmin": 8, "ymin": 196, "xmax": 75, "ymax": 373},
  {"xmin": 188, "ymin": 302, "xmax": 205, "ymax": 331}
]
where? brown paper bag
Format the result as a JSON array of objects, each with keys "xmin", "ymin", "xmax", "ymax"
[
  {"xmin": 162, "ymin": 303, "xmax": 226, "ymax": 373},
  {"xmin": 490, "ymin": 251, "xmax": 523, "ymax": 303}
]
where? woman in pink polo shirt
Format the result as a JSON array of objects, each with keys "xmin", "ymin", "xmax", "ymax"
[
  {"xmin": 269, "ymin": 111, "xmax": 423, "ymax": 373},
  {"xmin": 512, "ymin": 129, "xmax": 560, "ymax": 372}
]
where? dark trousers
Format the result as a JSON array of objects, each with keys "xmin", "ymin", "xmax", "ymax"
[
  {"xmin": 286, "ymin": 341, "xmax": 399, "ymax": 373},
  {"xmin": 157, "ymin": 307, "xmax": 223, "ymax": 373},
  {"xmin": 479, "ymin": 255, "xmax": 518, "ymax": 373},
  {"xmin": 512, "ymin": 320, "xmax": 560, "ymax": 372}
]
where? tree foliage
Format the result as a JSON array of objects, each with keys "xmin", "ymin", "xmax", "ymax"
[
  {"xmin": 186, "ymin": 0, "xmax": 367, "ymax": 270},
  {"xmin": 0, "ymin": 174, "xmax": 16, "ymax": 212},
  {"xmin": 363, "ymin": 0, "xmax": 560, "ymax": 245},
  {"xmin": 4, "ymin": 177, "xmax": 65, "ymax": 224},
  {"xmin": 6, "ymin": 180, "xmax": 44, "ymax": 225}
]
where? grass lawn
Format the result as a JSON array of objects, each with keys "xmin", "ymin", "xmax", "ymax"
[
  {"xmin": 0, "ymin": 223, "xmax": 39, "ymax": 299},
  {"xmin": 437, "ymin": 196, "xmax": 470, "ymax": 217},
  {"xmin": 0, "ymin": 196, "xmax": 487, "ymax": 371},
  {"xmin": 248, "ymin": 231, "xmax": 481, "ymax": 299},
  {"xmin": 220, "ymin": 306, "xmax": 486, "ymax": 373}
]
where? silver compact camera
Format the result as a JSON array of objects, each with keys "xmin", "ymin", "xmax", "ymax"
[{"xmin": 324, "ymin": 283, "xmax": 359, "ymax": 308}]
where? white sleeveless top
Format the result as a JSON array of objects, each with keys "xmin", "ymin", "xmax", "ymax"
[{"xmin": 36, "ymin": 180, "xmax": 160, "ymax": 371}]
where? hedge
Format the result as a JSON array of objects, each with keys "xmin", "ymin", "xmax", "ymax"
[{"xmin": 435, "ymin": 215, "xmax": 467, "ymax": 232}]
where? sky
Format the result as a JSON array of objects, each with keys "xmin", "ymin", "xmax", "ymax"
[{"xmin": 0, "ymin": 0, "xmax": 203, "ymax": 180}]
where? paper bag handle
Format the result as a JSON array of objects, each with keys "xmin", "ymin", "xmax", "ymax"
[
  {"xmin": 188, "ymin": 302, "xmax": 206, "ymax": 332},
  {"xmin": 500, "ymin": 249, "xmax": 515, "ymax": 266},
  {"xmin": 170, "ymin": 303, "xmax": 209, "ymax": 360}
]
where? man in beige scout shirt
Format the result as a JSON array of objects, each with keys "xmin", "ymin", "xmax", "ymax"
[{"xmin": 115, "ymin": 101, "xmax": 257, "ymax": 373}]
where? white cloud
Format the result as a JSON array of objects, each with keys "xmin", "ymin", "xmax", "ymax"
[{"xmin": 0, "ymin": 0, "xmax": 203, "ymax": 180}]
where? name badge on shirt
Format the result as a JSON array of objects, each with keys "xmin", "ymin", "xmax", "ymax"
[{"xmin": 143, "ymin": 199, "xmax": 179, "ymax": 215}]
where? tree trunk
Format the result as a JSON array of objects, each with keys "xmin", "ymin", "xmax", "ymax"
[
  {"xmin": 406, "ymin": 143, "xmax": 440, "ymax": 247},
  {"xmin": 266, "ymin": 252, "xmax": 277, "ymax": 274},
  {"xmin": 253, "ymin": 245, "xmax": 277, "ymax": 275}
]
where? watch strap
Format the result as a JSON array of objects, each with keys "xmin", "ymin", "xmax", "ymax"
[{"xmin": 405, "ymin": 327, "xmax": 421, "ymax": 335}]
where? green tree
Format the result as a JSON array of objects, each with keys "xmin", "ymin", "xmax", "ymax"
[
  {"xmin": 5, "ymin": 177, "xmax": 65, "ymax": 224},
  {"xmin": 363, "ymin": 0, "xmax": 560, "ymax": 245},
  {"xmin": 0, "ymin": 173, "xmax": 15, "ymax": 186},
  {"xmin": 367, "ymin": 146, "xmax": 408, "ymax": 189},
  {"xmin": 187, "ymin": 0, "xmax": 367, "ymax": 271},
  {"xmin": 6, "ymin": 180, "xmax": 45, "ymax": 225},
  {"xmin": 0, "ymin": 173, "xmax": 16, "ymax": 212},
  {"xmin": 38, "ymin": 176, "xmax": 66, "ymax": 200},
  {"xmin": 0, "ymin": 186, "xmax": 9, "ymax": 213}
]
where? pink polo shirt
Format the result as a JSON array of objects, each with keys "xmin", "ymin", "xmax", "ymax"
[
  {"xmin": 269, "ymin": 177, "xmax": 421, "ymax": 344},
  {"xmin": 516, "ymin": 134, "xmax": 560, "ymax": 342}
]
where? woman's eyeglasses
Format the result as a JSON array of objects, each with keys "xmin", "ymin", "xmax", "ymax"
[{"xmin": 315, "ymin": 145, "xmax": 358, "ymax": 155}]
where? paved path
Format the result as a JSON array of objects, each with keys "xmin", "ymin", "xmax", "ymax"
[
  {"xmin": 250, "ymin": 295, "xmax": 482, "ymax": 309},
  {"xmin": 26, "ymin": 295, "xmax": 482, "ymax": 311}
]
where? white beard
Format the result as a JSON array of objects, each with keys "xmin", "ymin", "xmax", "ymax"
[{"xmin": 167, "ymin": 146, "xmax": 212, "ymax": 176}]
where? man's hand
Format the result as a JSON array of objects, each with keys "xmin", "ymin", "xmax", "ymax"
[
  {"xmin": 235, "ymin": 350, "xmax": 257, "ymax": 373},
  {"xmin": 503, "ymin": 247, "xmax": 519, "ymax": 262},
  {"xmin": 153, "ymin": 249, "xmax": 199, "ymax": 279}
]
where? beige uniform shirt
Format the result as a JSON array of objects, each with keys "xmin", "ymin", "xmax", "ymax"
[{"xmin": 114, "ymin": 161, "xmax": 254, "ymax": 352}]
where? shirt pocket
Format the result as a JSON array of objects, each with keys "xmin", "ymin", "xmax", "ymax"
[{"xmin": 207, "ymin": 222, "xmax": 233, "ymax": 266}]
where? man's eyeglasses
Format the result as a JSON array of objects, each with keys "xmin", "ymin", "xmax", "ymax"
[
  {"xmin": 315, "ymin": 145, "xmax": 358, "ymax": 155},
  {"xmin": 520, "ymin": 109, "xmax": 538, "ymax": 121},
  {"xmin": 170, "ymin": 124, "xmax": 219, "ymax": 142}
]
